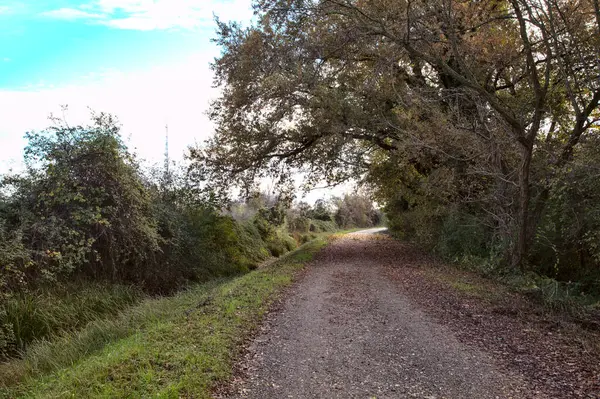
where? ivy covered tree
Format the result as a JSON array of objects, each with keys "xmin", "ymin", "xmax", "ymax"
[{"xmin": 1, "ymin": 112, "xmax": 160, "ymax": 287}]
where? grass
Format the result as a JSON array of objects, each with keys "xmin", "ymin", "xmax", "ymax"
[
  {"xmin": 424, "ymin": 258, "xmax": 600, "ymax": 320},
  {"xmin": 0, "ymin": 237, "xmax": 329, "ymax": 398},
  {"xmin": 422, "ymin": 266, "xmax": 506, "ymax": 304},
  {"xmin": 499, "ymin": 273, "xmax": 600, "ymax": 316},
  {"xmin": 1, "ymin": 283, "xmax": 143, "ymax": 357}
]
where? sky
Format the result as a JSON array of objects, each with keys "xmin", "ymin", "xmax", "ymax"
[
  {"xmin": 0, "ymin": 0, "xmax": 254, "ymax": 170},
  {"xmin": 0, "ymin": 0, "xmax": 351, "ymax": 202}
]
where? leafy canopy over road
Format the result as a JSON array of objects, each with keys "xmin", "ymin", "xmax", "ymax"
[{"xmin": 196, "ymin": 0, "xmax": 600, "ymax": 283}]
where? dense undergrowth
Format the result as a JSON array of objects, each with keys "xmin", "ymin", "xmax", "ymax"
[
  {"xmin": 385, "ymin": 212, "xmax": 600, "ymax": 316},
  {"xmin": 0, "ymin": 237, "xmax": 329, "ymax": 397}
]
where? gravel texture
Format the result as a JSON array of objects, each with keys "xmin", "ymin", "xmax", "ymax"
[{"xmin": 224, "ymin": 230, "xmax": 541, "ymax": 398}]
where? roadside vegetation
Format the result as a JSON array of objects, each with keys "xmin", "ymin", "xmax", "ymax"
[
  {"xmin": 0, "ymin": 238, "xmax": 329, "ymax": 397},
  {"xmin": 0, "ymin": 110, "xmax": 380, "ymax": 392},
  {"xmin": 197, "ymin": 0, "xmax": 600, "ymax": 312}
]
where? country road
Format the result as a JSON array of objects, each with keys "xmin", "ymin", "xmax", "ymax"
[{"xmin": 224, "ymin": 231, "xmax": 543, "ymax": 399}]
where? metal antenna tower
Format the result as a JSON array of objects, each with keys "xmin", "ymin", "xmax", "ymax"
[{"xmin": 164, "ymin": 124, "xmax": 170, "ymax": 176}]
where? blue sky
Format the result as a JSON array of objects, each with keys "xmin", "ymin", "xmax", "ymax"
[
  {"xmin": 0, "ymin": 0, "xmax": 348, "ymax": 201},
  {"xmin": 0, "ymin": 0, "xmax": 254, "ymax": 169},
  {"xmin": 0, "ymin": 1, "xmax": 244, "ymax": 90}
]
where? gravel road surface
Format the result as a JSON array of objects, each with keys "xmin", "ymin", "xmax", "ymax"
[{"xmin": 225, "ymin": 231, "xmax": 541, "ymax": 398}]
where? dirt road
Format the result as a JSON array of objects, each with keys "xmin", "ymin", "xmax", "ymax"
[{"xmin": 224, "ymin": 231, "xmax": 544, "ymax": 398}]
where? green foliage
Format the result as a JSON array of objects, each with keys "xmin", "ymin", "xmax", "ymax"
[
  {"xmin": 256, "ymin": 222, "xmax": 296, "ymax": 257},
  {"xmin": 288, "ymin": 214, "xmax": 311, "ymax": 233},
  {"xmin": 243, "ymin": 199, "xmax": 297, "ymax": 257},
  {"xmin": 285, "ymin": 194, "xmax": 374, "ymax": 244},
  {"xmin": 0, "ymin": 113, "xmax": 305, "ymax": 360},
  {"xmin": 333, "ymin": 194, "xmax": 381, "ymax": 229},
  {"xmin": 1, "ymin": 112, "xmax": 160, "ymax": 289},
  {"xmin": 529, "ymin": 141, "xmax": 600, "ymax": 287},
  {"xmin": 500, "ymin": 272, "xmax": 599, "ymax": 316},
  {"xmin": 384, "ymin": 203, "xmax": 443, "ymax": 249},
  {"xmin": 0, "ymin": 309, "xmax": 15, "ymax": 360},
  {"xmin": 0, "ymin": 222, "xmax": 30, "ymax": 299},
  {"xmin": 287, "ymin": 215, "xmax": 337, "ymax": 235},
  {"xmin": 0, "ymin": 238, "xmax": 328, "ymax": 397},
  {"xmin": 309, "ymin": 220, "xmax": 338, "ymax": 233},
  {"xmin": 434, "ymin": 211, "xmax": 492, "ymax": 261},
  {"xmin": 309, "ymin": 199, "xmax": 333, "ymax": 222}
]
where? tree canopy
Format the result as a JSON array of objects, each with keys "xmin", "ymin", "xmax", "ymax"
[{"xmin": 195, "ymin": 0, "xmax": 600, "ymax": 273}]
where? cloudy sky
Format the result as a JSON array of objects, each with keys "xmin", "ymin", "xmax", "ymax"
[
  {"xmin": 0, "ymin": 0, "xmax": 353, "ymax": 201},
  {"xmin": 0, "ymin": 0, "xmax": 254, "ymax": 172}
]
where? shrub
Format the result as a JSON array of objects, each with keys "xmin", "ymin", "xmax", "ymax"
[
  {"xmin": 288, "ymin": 215, "xmax": 311, "ymax": 233},
  {"xmin": 1, "ymin": 113, "xmax": 160, "ymax": 287},
  {"xmin": 253, "ymin": 208, "xmax": 297, "ymax": 257},
  {"xmin": 309, "ymin": 220, "xmax": 338, "ymax": 233},
  {"xmin": 434, "ymin": 210, "xmax": 491, "ymax": 261}
]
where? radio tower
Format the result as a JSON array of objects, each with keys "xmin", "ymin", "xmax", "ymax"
[
  {"xmin": 164, "ymin": 124, "xmax": 170, "ymax": 176},
  {"xmin": 163, "ymin": 123, "xmax": 171, "ymax": 188}
]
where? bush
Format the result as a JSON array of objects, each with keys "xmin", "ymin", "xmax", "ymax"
[
  {"xmin": 150, "ymin": 201, "xmax": 271, "ymax": 292},
  {"xmin": 253, "ymin": 208, "xmax": 297, "ymax": 257},
  {"xmin": 234, "ymin": 221, "xmax": 271, "ymax": 269},
  {"xmin": 263, "ymin": 229, "xmax": 297, "ymax": 257},
  {"xmin": 434, "ymin": 211, "xmax": 492, "ymax": 261},
  {"xmin": 0, "ymin": 113, "xmax": 160, "ymax": 288},
  {"xmin": 288, "ymin": 215, "xmax": 311, "ymax": 233},
  {"xmin": 529, "ymin": 151, "xmax": 600, "ymax": 288},
  {"xmin": 309, "ymin": 220, "xmax": 338, "ymax": 233}
]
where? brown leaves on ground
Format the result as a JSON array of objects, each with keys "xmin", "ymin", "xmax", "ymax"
[{"xmin": 380, "ymin": 240, "xmax": 600, "ymax": 399}]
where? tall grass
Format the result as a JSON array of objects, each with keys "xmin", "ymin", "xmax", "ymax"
[
  {"xmin": 0, "ymin": 238, "xmax": 328, "ymax": 397},
  {"xmin": 1, "ymin": 283, "xmax": 142, "ymax": 359},
  {"xmin": 0, "ymin": 280, "xmax": 219, "ymax": 388}
]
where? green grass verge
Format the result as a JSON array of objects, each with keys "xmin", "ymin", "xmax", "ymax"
[{"xmin": 0, "ymin": 237, "xmax": 329, "ymax": 398}]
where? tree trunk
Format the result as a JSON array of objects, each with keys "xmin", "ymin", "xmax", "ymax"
[{"xmin": 511, "ymin": 144, "xmax": 533, "ymax": 271}]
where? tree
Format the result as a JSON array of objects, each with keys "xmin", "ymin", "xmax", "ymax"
[
  {"xmin": 310, "ymin": 199, "xmax": 333, "ymax": 221},
  {"xmin": 333, "ymin": 194, "xmax": 379, "ymax": 228},
  {"xmin": 1, "ymin": 111, "xmax": 160, "ymax": 284},
  {"xmin": 194, "ymin": 0, "xmax": 600, "ymax": 270}
]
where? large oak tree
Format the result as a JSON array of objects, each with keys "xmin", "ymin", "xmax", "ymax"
[{"xmin": 194, "ymin": 0, "xmax": 600, "ymax": 269}]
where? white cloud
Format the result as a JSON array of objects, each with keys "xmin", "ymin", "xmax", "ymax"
[
  {"xmin": 0, "ymin": 51, "xmax": 219, "ymax": 173},
  {"xmin": 41, "ymin": 0, "xmax": 254, "ymax": 31},
  {"xmin": 40, "ymin": 8, "xmax": 105, "ymax": 20},
  {"xmin": 0, "ymin": 56, "xmax": 350, "ymax": 202},
  {"xmin": 93, "ymin": 0, "xmax": 151, "ymax": 14}
]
